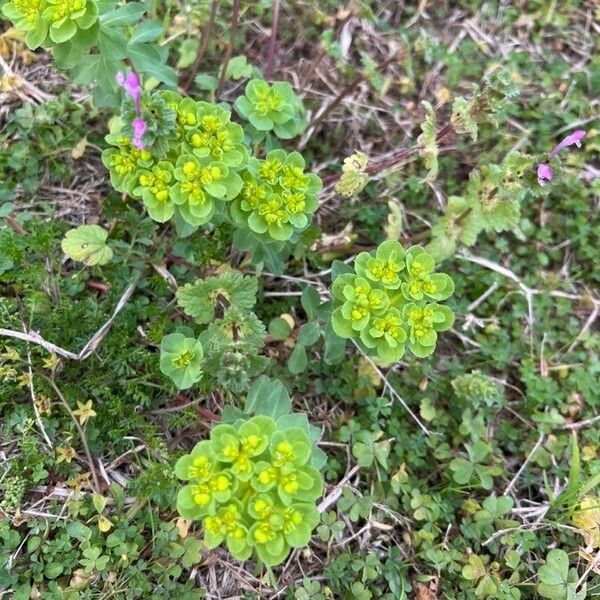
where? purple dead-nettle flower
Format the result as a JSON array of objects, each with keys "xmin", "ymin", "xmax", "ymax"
[
  {"xmin": 116, "ymin": 71, "xmax": 147, "ymax": 149},
  {"xmin": 535, "ymin": 129, "xmax": 586, "ymax": 186},
  {"xmin": 132, "ymin": 118, "xmax": 147, "ymax": 150},
  {"xmin": 550, "ymin": 130, "xmax": 586, "ymax": 157},
  {"xmin": 116, "ymin": 71, "xmax": 142, "ymax": 115},
  {"xmin": 537, "ymin": 163, "xmax": 553, "ymax": 186}
]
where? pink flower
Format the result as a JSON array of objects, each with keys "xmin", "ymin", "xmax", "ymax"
[
  {"xmin": 116, "ymin": 71, "xmax": 142, "ymax": 115},
  {"xmin": 537, "ymin": 163, "xmax": 553, "ymax": 186},
  {"xmin": 116, "ymin": 71, "xmax": 148, "ymax": 150},
  {"xmin": 535, "ymin": 129, "xmax": 586, "ymax": 187},
  {"xmin": 549, "ymin": 130, "xmax": 586, "ymax": 157},
  {"xmin": 132, "ymin": 118, "xmax": 147, "ymax": 150}
]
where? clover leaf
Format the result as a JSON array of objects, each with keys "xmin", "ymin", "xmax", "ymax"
[{"xmin": 537, "ymin": 549, "xmax": 585, "ymax": 600}]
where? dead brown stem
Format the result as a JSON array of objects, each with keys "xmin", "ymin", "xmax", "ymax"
[
  {"xmin": 183, "ymin": 0, "xmax": 219, "ymax": 93},
  {"xmin": 264, "ymin": 0, "xmax": 280, "ymax": 80},
  {"xmin": 306, "ymin": 51, "xmax": 401, "ymax": 134},
  {"xmin": 215, "ymin": 0, "xmax": 241, "ymax": 99}
]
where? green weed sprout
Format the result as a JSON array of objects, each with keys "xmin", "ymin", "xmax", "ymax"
[
  {"xmin": 234, "ymin": 79, "xmax": 306, "ymax": 139},
  {"xmin": 330, "ymin": 241, "xmax": 455, "ymax": 362},
  {"xmin": 160, "ymin": 332, "xmax": 204, "ymax": 390},
  {"xmin": 175, "ymin": 378, "xmax": 325, "ymax": 566}
]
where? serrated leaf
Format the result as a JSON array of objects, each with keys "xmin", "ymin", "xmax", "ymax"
[
  {"xmin": 177, "ymin": 38, "xmax": 199, "ymax": 69},
  {"xmin": 129, "ymin": 20, "xmax": 163, "ymax": 45},
  {"xmin": 451, "ymin": 96, "xmax": 478, "ymax": 141},
  {"xmin": 70, "ymin": 52, "xmax": 118, "ymax": 108},
  {"xmin": 335, "ymin": 151, "xmax": 369, "ymax": 197},
  {"xmin": 426, "ymin": 232, "xmax": 456, "ymax": 262},
  {"xmin": 128, "ymin": 42, "xmax": 177, "ymax": 87},
  {"xmin": 92, "ymin": 493, "xmax": 108, "ymax": 514},
  {"xmin": 335, "ymin": 170, "xmax": 369, "ymax": 197},
  {"xmin": 475, "ymin": 197, "xmax": 520, "ymax": 233},
  {"xmin": 195, "ymin": 74, "xmax": 218, "ymax": 91},
  {"xmin": 226, "ymin": 55, "xmax": 252, "ymax": 79},
  {"xmin": 61, "ymin": 225, "xmax": 113, "ymax": 266},
  {"xmin": 98, "ymin": 25, "xmax": 128, "ymax": 60},
  {"xmin": 176, "ymin": 272, "xmax": 258, "ymax": 325},
  {"xmin": 384, "ymin": 198, "xmax": 403, "ymax": 241}
]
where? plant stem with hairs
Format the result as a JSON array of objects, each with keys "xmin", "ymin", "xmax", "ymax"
[{"xmin": 321, "ymin": 121, "xmax": 455, "ymax": 188}]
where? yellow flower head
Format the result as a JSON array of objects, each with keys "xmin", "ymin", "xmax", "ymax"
[
  {"xmin": 73, "ymin": 400, "xmax": 97, "ymax": 425},
  {"xmin": 56, "ymin": 446, "xmax": 76, "ymax": 464}
]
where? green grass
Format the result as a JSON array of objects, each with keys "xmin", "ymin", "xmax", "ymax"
[{"xmin": 1, "ymin": 1, "xmax": 599, "ymax": 598}]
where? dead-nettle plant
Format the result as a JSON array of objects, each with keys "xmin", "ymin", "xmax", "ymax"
[
  {"xmin": 425, "ymin": 72, "xmax": 587, "ymax": 259},
  {"xmin": 426, "ymin": 129, "xmax": 588, "ymax": 260},
  {"xmin": 334, "ymin": 69, "xmax": 587, "ymax": 262},
  {"xmin": 160, "ymin": 270, "xmax": 269, "ymax": 395},
  {"xmin": 334, "ymin": 68, "xmax": 520, "ymax": 200}
]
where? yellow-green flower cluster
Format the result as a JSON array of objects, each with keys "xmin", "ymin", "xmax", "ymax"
[
  {"xmin": 2, "ymin": 0, "xmax": 99, "ymax": 48},
  {"xmin": 229, "ymin": 149, "xmax": 322, "ymax": 242},
  {"xmin": 175, "ymin": 415, "xmax": 322, "ymax": 565},
  {"xmin": 102, "ymin": 90, "xmax": 321, "ymax": 243},
  {"xmin": 102, "ymin": 91, "xmax": 246, "ymax": 225},
  {"xmin": 159, "ymin": 332, "xmax": 204, "ymax": 390},
  {"xmin": 331, "ymin": 241, "xmax": 455, "ymax": 361},
  {"xmin": 234, "ymin": 79, "xmax": 305, "ymax": 139}
]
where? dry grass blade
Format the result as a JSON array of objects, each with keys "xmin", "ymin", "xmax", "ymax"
[{"xmin": 0, "ymin": 278, "xmax": 138, "ymax": 361}]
